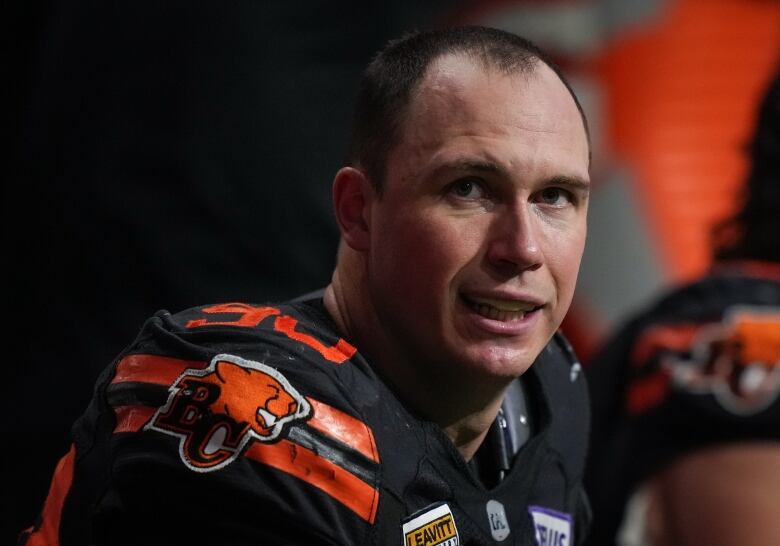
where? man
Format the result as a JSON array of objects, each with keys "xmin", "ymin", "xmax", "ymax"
[
  {"xmin": 22, "ymin": 26, "xmax": 591, "ymax": 545},
  {"xmin": 585, "ymin": 67, "xmax": 780, "ymax": 546}
]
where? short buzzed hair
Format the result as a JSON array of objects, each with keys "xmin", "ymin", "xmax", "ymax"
[{"xmin": 346, "ymin": 25, "xmax": 591, "ymax": 193}]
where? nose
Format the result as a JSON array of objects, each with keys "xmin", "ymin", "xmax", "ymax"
[{"xmin": 485, "ymin": 203, "xmax": 543, "ymax": 275}]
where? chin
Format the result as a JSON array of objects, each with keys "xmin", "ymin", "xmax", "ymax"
[{"xmin": 460, "ymin": 345, "xmax": 538, "ymax": 380}]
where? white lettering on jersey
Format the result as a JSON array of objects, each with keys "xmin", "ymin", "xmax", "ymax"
[
  {"xmin": 528, "ymin": 505, "xmax": 572, "ymax": 546},
  {"xmin": 486, "ymin": 499, "xmax": 510, "ymax": 541}
]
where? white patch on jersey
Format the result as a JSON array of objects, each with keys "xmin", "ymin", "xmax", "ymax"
[
  {"xmin": 402, "ymin": 503, "xmax": 460, "ymax": 546},
  {"xmin": 570, "ymin": 362, "xmax": 582, "ymax": 383},
  {"xmin": 486, "ymin": 499, "xmax": 510, "ymax": 541},
  {"xmin": 528, "ymin": 506, "xmax": 572, "ymax": 546}
]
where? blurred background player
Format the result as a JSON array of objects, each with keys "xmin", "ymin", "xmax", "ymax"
[{"xmin": 584, "ymin": 66, "xmax": 780, "ymax": 546}]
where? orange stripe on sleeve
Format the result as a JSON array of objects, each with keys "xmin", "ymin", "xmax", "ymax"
[
  {"xmin": 245, "ymin": 439, "xmax": 379, "ymax": 524},
  {"xmin": 627, "ymin": 369, "xmax": 672, "ymax": 415},
  {"xmin": 24, "ymin": 444, "xmax": 77, "ymax": 546},
  {"xmin": 307, "ymin": 398, "xmax": 379, "ymax": 463},
  {"xmin": 630, "ymin": 324, "xmax": 700, "ymax": 367},
  {"xmin": 111, "ymin": 354, "xmax": 206, "ymax": 386},
  {"xmin": 110, "ymin": 403, "xmax": 381, "ymax": 522}
]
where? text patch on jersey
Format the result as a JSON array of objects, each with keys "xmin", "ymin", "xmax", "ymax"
[
  {"xmin": 402, "ymin": 503, "xmax": 460, "ymax": 546},
  {"xmin": 528, "ymin": 506, "xmax": 572, "ymax": 546},
  {"xmin": 146, "ymin": 353, "xmax": 311, "ymax": 472},
  {"xmin": 486, "ymin": 499, "xmax": 510, "ymax": 541}
]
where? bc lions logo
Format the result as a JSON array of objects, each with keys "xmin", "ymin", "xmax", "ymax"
[
  {"xmin": 147, "ymin": 354, "xmax": 311, "ymax": 471},
  {"xmin": 665, "ymin": 306, "xmax": 780, "ymax": 415}
]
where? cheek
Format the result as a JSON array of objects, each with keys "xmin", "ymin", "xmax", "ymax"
[
  {"xmin": 546, "ymin": 229, "xmax": 586, "ymax": 305},
  {"xmin": 372, "ymin": 214, "xmax": 476, "ymax": 296}
]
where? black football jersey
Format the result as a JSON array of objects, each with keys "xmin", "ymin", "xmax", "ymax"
[
  {"xmin": 22, "ymin": 296, "xmax": 591, "ymax": 546},
  {"xmin": 584, "ymin": 262, "xmax": 780, "ymax": 546}
]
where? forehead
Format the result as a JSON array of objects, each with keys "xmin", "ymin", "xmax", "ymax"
[{"xmin": 394, "ymin": 53, "xmax": 589, "ymax": 174}]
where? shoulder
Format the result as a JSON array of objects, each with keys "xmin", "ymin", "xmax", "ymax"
[
  {"xmin": 78, "ymin": 300, "xmax": 383, "ymax": 542},
  {"xmin": 586, "ymin": 269, "xmax": 780, "ymax": 506},
  {"xmin": 145, "ymin": 301, "xmax": 357, "ymax": 364},
  {"xmin": 610, "ymin": 271, "xmax": 780, "ymax": 419},
  {"xmin": 109, "ymin": 299, "xmax": 380, "ymax": 466},
  {"xmin": 588, "ymin": 270, "xmax": 780, "ymax": 409},
  {"xmin": 114, "ymin": 301, "xmax": 365, "ymax": 399},
  {"xmin": 584, "ymin": 272, "xmax": 780, "ymax": 546}
]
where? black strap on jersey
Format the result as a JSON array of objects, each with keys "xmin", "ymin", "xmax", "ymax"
[
  {"xmin": 501, "ymin": 376, "xmax": 535, "ymax": 454},
  {"xmin": 470, "ymin": 375, "xmax": 536, "ymax": 487}
]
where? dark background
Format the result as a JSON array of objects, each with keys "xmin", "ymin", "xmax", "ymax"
[{"xmin": 5, "ymin": 1, "xmax": 457, "ymax": 541}]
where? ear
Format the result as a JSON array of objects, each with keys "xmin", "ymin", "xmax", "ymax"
[{"xmin": 332, "ymin": 166, "xmax": 374, "ymax": 251}]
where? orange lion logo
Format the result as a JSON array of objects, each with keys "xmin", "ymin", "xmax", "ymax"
[
  {"xmin": 147, "ymin": 354, "xmax": 311, "ymax": 471},
  {"xmin": 665, "ymin": 306, "xmax": 780, "ymax": 415}
]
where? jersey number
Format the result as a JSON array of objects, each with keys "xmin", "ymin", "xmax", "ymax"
[{"xmin": 185, "ymin": 303, "xmax": 356, "ymax": 364}]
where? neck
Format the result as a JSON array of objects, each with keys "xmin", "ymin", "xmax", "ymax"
[
  {"xmin": 324, "ymin": 243, "xmax": 509, "ymax": 461},
  {"xmin": 432, "ymin": 388, "xmax": 508, "ymax": 461}
]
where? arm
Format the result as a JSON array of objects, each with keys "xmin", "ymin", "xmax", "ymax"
[{"xmin": 634, "ymin": 442, "xmax": 780, "ymax": 546}]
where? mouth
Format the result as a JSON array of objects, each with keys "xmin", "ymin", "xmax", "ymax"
[{"xmin": 461, "ymin": 294, "xmax": 542, "ymax": 322}]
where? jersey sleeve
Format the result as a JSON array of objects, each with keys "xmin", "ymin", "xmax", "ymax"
[
  {"xmin": 617, "ymin": 296, "xmax": 780, "ymax": 482},
  {"xmin": 584, "ymin": 273, "xmax": 780, "ymax": 546},
  {"xmin": 21, "ymin": 303, "xmax": 380, "ymax": 546}
]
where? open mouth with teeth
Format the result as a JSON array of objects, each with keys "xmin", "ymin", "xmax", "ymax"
[{"xmin": 462, "ymin": 295, "xmax": 542, "ymax": 322}]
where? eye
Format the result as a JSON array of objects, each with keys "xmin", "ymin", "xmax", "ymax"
[
  {"xmin": 448, "ymin": 178, "xmax": 486, "ymax": 200},
  {"xmin": 537, "ymin": 187, "xmax": 573, "ymax": 207}
]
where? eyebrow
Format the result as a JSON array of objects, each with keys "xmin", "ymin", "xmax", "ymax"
[
  {"xmin": 432, "ymin": 160, "xmax": 590, "ymax": 191},
  {"xmin": 446, "ymin": 160, "xmax": 502, "ymax": 173},
  {"xmin": 546, "ymin": 175, "xmax": 591, "ymax": 192}
]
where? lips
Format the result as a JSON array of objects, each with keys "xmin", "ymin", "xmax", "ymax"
[{"xmin": 462, "ymin": 294, "xmax": 542, "ymax": 322}]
